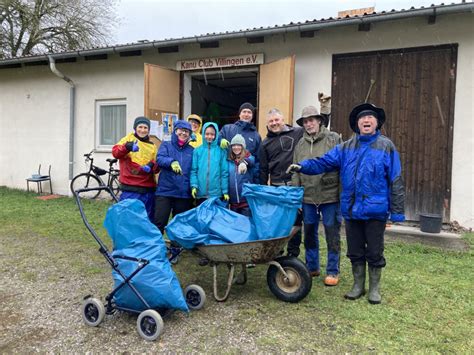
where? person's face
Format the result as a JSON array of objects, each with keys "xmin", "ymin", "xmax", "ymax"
[
  {"xmin": 135, "ymin": 124, "xmax": 149, "ymax": 138},
  {"xmin": 189, "ymin": 120, "xmax": 200, "ymax": 133},
  {"xmin": 357, "ymin": 115, "xmax": 378, "ymax": 135},
  {"xmin": 239, "ymin": 108, "xmax": 253, "ymax": 122},
  {"xmin": 176, "ymin": 127, "xmax": 191, "ymax": 141},
  {"xmin": 204, "ymin": 126, "xmax": 216, "ymax": 143},
  {"xmin": 231, "ymin": 144, "xmax": 243, "ymax": 155},
  {"xmin": 303, "ymin": 117, "xmax": 321, "ymax": 135},
  {"xmin": 267, "ymin": 113, "xmax": 286, "ymax": 133}
]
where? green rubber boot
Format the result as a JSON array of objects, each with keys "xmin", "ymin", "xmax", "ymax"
[
  {"xmin": 368, "ymin": 267, "xmax": 382, "ymax": 304},
  {"xmin": 344, "ymin": 263, "xmax": 366, "ymax": 300}
]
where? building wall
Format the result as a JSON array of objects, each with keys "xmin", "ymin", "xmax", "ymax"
[{"xmin": 0, "ymin": 12, "xmax": 472, "ymax": 227}]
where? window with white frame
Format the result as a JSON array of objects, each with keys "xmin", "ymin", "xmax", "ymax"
[{"xmin": 95, "ymin": 100, "xmax": 126, "ymax": 149}]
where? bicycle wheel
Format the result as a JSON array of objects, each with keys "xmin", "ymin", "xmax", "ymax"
[
  {"xmin": 70, "ymin": 173, "xmax": 102, "ymax": 199},
  {"xmin": 110, "ymin": 175, "xmax": 121, "ymax": 200}
]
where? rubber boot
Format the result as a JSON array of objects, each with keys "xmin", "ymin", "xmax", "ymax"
[
  {"xmin": 344, "ymin": 263, "xmax": 366, "ymax": 300},
  {"xmin": 368, "ymin": 267, "xmax": 382, "ymax": 304}
]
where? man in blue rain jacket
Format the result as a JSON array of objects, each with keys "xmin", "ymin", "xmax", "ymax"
[{"xmin": 287, "ymin": 103, "xmax": 405, "ymax": 304}]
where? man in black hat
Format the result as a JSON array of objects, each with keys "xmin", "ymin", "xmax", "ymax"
[
  {"xmin": 287, "ymin": 103, "xmax": 405, "ymax": 304},
  {"xmin": 220, "ymin": 103, "xmax": 261, "ymax": 182}
]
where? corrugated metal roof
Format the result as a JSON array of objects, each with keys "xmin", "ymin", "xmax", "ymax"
[{"xmin": 0, "ymin": 1, "xmax": 472, "ymax": 65}]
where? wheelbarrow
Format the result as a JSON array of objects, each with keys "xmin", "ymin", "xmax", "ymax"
[{"xmin": 194, "ymin": 226, "xmax": 312, "ymax": 303}]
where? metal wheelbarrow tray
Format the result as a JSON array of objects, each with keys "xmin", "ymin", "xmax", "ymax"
[{"xmin": 195, "ymin": 227, "xmax": 312, "ymax": 303}]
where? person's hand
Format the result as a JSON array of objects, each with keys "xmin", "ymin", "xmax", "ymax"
[
  {"xmin": 223, "ymin": 194, "xmax": 230, "ymax": 201},
  {"xmin": 190, "ymin": 133, "xmax": 197, "ymax": 142},
  {"xmin": 141, "ymin": 162, "xmax": 154, "ymax": 173},
  {"xmin": 125, "ymin": 140, "xmax": 139, "ymax": 152},
  {"xmin": 286, "ymin": 164, "xmax": 302, "ymax": 174},
  {"xmin": 220, "ymin": 138, "xmax": 230, "ymax": 149},
  {"xmin": 390, "ymin": 213, "xmax": 405, "ymax": 223},
  {"xmin": 171, "ymin": 161, "xmax": 182, "ymax": 175},
  {"xmin": 191, "ymin": 187, "xmax": 197, "ymax": 199},
  {"xmin": 141, "ymin": 165, "xmax": 151, "ymax": 173},
  {"xmin": 237, "ymin": 162, "xmax": 247, "ymax": 174}
]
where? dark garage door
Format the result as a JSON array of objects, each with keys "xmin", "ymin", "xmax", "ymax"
[{"xmin": 331, "ymin": 44, "xmax": 457, "ymax": 221}]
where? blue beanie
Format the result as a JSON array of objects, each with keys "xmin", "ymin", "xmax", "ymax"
[{"xmin": 133, "ymin": 116, "xmax": 151, "ymax": 130}]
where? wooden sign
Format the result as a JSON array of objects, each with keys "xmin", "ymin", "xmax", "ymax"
[{"xmin": 177, "ymin": 53, "xmax": 264, "ymax": 71}]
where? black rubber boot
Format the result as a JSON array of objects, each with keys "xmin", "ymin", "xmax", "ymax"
[
  {"xmin": 368, "ymin": 266, "xmax": 382, "ymax": 304},
  {"xmin": 344, "ymin": 263, "xmax": 366, "ymax": 300}
]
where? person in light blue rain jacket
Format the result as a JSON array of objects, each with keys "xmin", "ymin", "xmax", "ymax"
[
  {"xmin": 227, "ymin": 134, "xmax": 255, "ymax": 217},
  {"xmin": 190, "ymin": 122, "xmax": 229, "ymax": 203},
  {"xmin": 287, "ymin": 103, "xmax": 405, "ymax": 305}
]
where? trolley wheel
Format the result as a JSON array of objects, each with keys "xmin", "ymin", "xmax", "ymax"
[
  {"xmin": 70, "ymin": 173, "xmax": 101, "ymax": 199},
  {"xmin": 137, "ymin": 309, "xmax": 163, "ymax": 341},
  {"xmin": 184, "ymin": 284, "xmax": 206, "ymax": 310},
  {"xmin": 266, "ymin": 256, "xmax": 312, "ymax": 303},
  {"xmin": 81, "ymin": 297, "xmax": 105, "ymax": 327}
]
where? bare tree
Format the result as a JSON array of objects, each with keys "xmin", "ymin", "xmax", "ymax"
[{"xmin": 0, "ymin": 0, "xmax": 119, "ymax": 59}]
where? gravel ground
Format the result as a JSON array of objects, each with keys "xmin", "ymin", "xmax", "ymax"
[{"xmin": 0, "ymin": 230, "xmax": 330, "ymax": 353}]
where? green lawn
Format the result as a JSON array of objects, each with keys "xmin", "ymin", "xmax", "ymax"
[{"xmin": 0, "ymin": 186, "xmax": 472, "ymax": 353}]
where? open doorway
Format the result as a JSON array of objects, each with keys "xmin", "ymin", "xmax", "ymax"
[{"xmin": 182, "ymin": 67, "xmax": 258, "ymax": 129}]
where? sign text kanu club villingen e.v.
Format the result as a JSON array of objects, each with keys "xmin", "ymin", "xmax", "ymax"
[{"xmin": 177, "ymin": 53, "xmax": 264, "ymax": 71}]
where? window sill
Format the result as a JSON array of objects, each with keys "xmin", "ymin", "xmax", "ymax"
[{"xmin": 94, "ymin": 147, "xmax": 113, "ymax": 153}]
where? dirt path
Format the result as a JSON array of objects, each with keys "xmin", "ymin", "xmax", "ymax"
[{"xmin": 0, "ymin": 231, "xmax": 340, "ymax": 353}]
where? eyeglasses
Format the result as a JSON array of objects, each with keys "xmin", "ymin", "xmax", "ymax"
[{"xmin": 176, "ymin": 128, "xmax": 190, "ymax": 135}]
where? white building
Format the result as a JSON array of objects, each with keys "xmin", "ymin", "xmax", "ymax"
[{"xmin": 0, "ymin": 3, "xmax": 472, "ymax": 227}]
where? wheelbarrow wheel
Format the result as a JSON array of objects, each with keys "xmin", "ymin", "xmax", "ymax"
[
  {"xmin": 267, "ymin": 256, "xmax": 312, "ymax": 303},
  {"xmin": 81, "ymin": 297, "xmax": 105, "ymax": 327},
  {"xmin": 137, "ymin": 309, "xmax": 163, "ymax": 341},
  {"xmin": 184, "ymin": 284, "xmax": 206, "ymax": 310}
]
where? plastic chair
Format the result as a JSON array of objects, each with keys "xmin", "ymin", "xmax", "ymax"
[{"xmin": 26, "ymin": 164, "xmax": 53, "ymax": 194}]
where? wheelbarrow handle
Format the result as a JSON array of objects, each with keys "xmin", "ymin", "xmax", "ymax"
[{"xmin": 288, "ymin": 226, "xmax": 302, "ymax": 240}]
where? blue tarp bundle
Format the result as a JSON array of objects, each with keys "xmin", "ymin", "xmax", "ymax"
[
  {"xmin": 166, "ymin": 197, "xmax": 257, "ymax": 249},
  {"xmin": 103, "ymin": 199, "xmax": 188, "ymax": 312},
  {"xmin": 166, "ymin": 184, "xmax": 303, "ymax": 248},
  {"xmin": 242, "ymin": 184, "xmax": 304, "ymax": 240}
]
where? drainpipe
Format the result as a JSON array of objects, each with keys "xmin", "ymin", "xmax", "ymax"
[{"xmin": 48, "ymin": 55, "xmax": 75, "ymax": 181}]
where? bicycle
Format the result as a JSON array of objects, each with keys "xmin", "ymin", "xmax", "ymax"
[{"xmin": 70, "ymin": 150, "xmax": 121, "ymax": 199}]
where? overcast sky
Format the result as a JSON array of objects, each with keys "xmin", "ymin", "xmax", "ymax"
[{"xmin": 114, "ymin": 0, "xmax": 454, "ymax": 44}]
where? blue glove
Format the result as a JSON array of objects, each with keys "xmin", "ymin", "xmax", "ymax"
[
  {"xmin": 190, "ymin": 133, "xmax": 197, "ymax": 142},
  {"xmin": 141, "ymin": 162, "xmax": 154, "ymax": 173},
  {"xmin": 390, "ymin": 213, "xmax": 405, "ymax": 223},
  {"xmin": 125, "ymin": 140, "xmax": 139, "ymax": 152}
]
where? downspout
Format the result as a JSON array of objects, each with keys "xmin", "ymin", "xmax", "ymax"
[{"xmin": 48, "ymin": 55, "xmax": 75, "ymax": 181}]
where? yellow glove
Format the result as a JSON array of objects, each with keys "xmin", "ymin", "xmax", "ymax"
[
  {"xmin": 223, "ymin": 194, "xmax": 230, "ymax": 201},
  {"xmin": 220, "ymin": 138, "xmax": 230, "ymax": 149},
  {"xmin": 191, "ymin": 187, "xmax": 197, "ymax": 199},
  {"xmin": 171, "ymin": 161, "xmax": 182, "ymax": 175}
]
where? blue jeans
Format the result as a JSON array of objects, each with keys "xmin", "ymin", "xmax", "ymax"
[
  {"xmin": 120, "ymin": 191, "xmax": 155, "ymax": 221},
  {"xmin": 302, "ymin": 202, "xmax": 342, "ymax": 275}
]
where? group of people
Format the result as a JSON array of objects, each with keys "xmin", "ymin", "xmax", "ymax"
[{"xmin": 112, "ymin": 99, "xmax": 405, "ymax": 305}]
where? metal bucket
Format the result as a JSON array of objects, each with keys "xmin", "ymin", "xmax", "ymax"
[{"xmin": 419, "ymin": 213, "xmax": 442, "ymax": 233}]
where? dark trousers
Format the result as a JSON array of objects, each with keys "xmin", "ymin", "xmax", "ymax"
[
  {"xmin": 286, "ymin": 209, "xmax": 303, "ymax": 257},
  {"xmin": 345, "ymin": 219, "xmax": 387, "ymax": 268},
  {"xmin": 154, "ymin": 195, "xmax": 192, "ymax": 235}
]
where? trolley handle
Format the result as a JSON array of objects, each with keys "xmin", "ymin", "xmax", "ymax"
[{"xmin": 114, "ymin": 255, "xmax": 149, "ymax": 265}]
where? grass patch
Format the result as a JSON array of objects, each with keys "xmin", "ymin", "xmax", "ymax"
[{"xmin": 0, "ymin": 186, "xmax": 472, "ymax": 352}]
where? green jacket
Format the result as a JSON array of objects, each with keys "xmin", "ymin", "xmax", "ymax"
[{"xmin": 292, "ymin": 126, "xmax": 342, "ymax": 204}]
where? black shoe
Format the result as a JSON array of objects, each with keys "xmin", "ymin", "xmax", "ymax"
[{"xmin": 198, "ymin": 257, "xmax": 209, "ymax": 266}]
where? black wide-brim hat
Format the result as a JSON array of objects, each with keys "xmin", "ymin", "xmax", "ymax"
[{"xmin": 349, "ymin": 103, "xmax": 386, "ymax": 132}]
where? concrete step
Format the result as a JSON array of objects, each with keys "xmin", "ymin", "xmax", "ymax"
[{"xmin": 384, "ymin": 224, "xmax": 469, "ymax": 251}]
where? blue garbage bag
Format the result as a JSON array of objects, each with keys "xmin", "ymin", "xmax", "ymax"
[
  {"xmin": 242, "ymin": 184, "xmax": 303, "ymax": 240},
  {"xmin": 103, "ymin": 199, "xmax": 188, "ymax": 312},
  {"xmin": 166, "ymin": 197, "xmax": 257, "ymax": 249}
]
